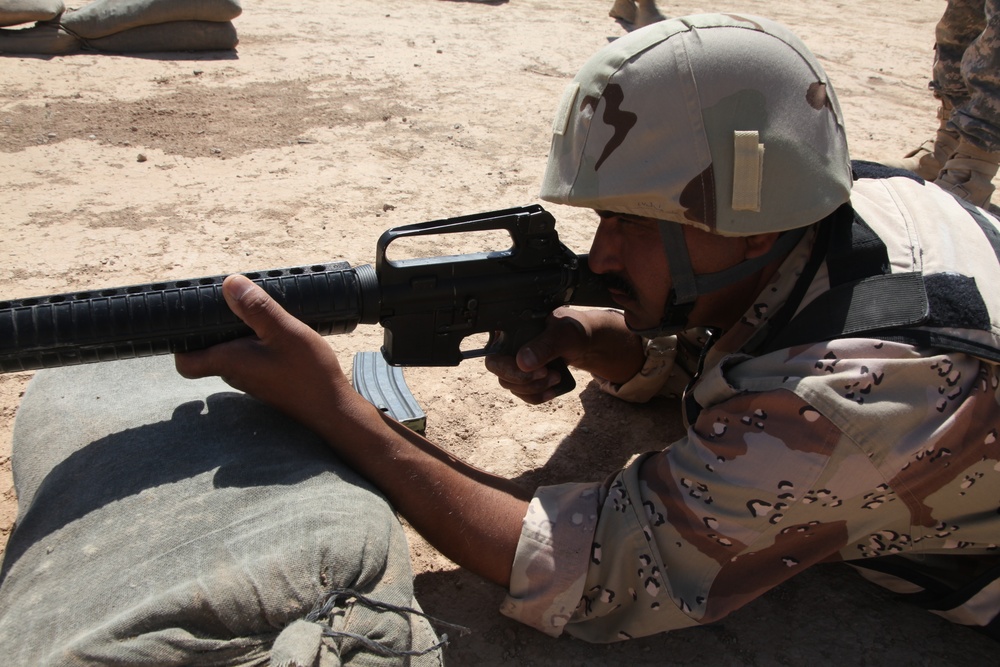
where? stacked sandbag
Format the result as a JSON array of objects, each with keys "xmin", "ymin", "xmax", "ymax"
[
  {"xmin": 0, "ymin": 0, "xmax": 63, "ymax": 25},
  {"xmin": 0, "ymin": 0, "xmax": 78, "ymax": 54},
  {"xmin": 0, "ymin": 357, "xmax": 446, "ymax": 666},
  {"xmin": 63, "ymin": 0, "xmax": 241, "ymax": 51},
  {"xmin": 0, "ymin": 21, "xmax": 79, "ymax": 54},
  {"xmin": 0, "ymin": 0, "xmax": 242, "ymax": 54},
  {"xmin": 61, "ymin": 0, "xmax": 241, "ymax": 38},
  {"xmin": 86, "ymin": 19, "xmax": 239, "ymax": 52}
]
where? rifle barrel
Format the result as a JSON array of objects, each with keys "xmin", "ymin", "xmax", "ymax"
[{"xmin": 0, "ymin": 262, "xmax": 379, "ymax": 373}]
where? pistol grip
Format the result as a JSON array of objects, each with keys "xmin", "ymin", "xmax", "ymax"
[{"xmin": 548, "ymin": 358, "xmax": 576, "ymax": 397}]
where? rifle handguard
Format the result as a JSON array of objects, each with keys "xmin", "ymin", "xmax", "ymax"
[{"xmin": 0, "ymin": 262, "xmax": 379, "ymax": 373}]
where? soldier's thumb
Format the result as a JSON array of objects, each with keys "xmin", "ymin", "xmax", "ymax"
[
  {"xmin": 516, "ymin": 336, "xmax": 560, "ymax": 373},
  {"xmin": 221, "ymin": 274, "xmax": 285, "ymax": 341}
]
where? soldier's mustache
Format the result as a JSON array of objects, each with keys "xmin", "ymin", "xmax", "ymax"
[{"xmin": 601, "ymin": 272, "xmax": 637, "ymax": 299}]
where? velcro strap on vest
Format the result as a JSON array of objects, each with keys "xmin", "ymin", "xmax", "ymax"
[{"xmin": 764, "ymin": 272, "xmax": 928, "ymax": 351}]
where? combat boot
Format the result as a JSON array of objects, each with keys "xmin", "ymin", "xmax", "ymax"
[
  {"xmin": 935, "ymin": 140, "xmax": 999, "ymax": 208},
  {"xmin": 609, "ymin": 0, "xmax": 636, "ymax": 24},
  {"xmin": 609, "ymin": 0, "xmax": 665, "ymax": 29},
  {"xmin": 635, "ymin": 0, "xmax": 666, "ymax": 27},
  {"xmin": 883, "ymin": 100, "xmax": 959, "ymax": 180}
]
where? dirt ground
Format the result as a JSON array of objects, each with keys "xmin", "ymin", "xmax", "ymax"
[{"xmin": 3, "ymin": 0, "xmax": 1000, "ymax": 663}]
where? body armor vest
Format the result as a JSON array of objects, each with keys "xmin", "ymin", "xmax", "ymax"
[{"xmin": 752, "ymin": 161, "xmax": 1000, "ymax": 362}]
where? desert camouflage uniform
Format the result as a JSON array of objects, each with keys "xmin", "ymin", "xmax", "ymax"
[
  {"xmin": 932, "ymin": 0, "xmax": 1000, "ymax": 151},
  {"xmin": 500, "ymin": 170, "xmax": 1000, "ymax": 641}
]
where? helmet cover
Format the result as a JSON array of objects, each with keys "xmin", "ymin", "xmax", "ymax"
[{"xmin": 540, "ymin": 14, "xmax": 852, "ymax": 235}]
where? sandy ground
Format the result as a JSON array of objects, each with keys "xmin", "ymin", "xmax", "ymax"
[{"xmin": 3, "ymin": 0, "xmax": 1000, "ymax": 663}]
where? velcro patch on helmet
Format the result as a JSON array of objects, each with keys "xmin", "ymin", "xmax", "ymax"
[
  {"xmin": 552, "ymin": 82, "xmax": 580, "ymax": 137},
  {"xmin": 732, "ymin": 131, "xmax": 764, "ymax": 212}
]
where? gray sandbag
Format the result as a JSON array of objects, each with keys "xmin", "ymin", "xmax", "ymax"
[
  {"xmin": 0, "ymin": 21, "xmax": 79, "ymax": 53},
  {"xmin": 87, "ymin": 19, "xmax": 238, "ymax": 52},
  {"xmin": 61, "ymin": 0, "xmax": 242, "ymax": 39},
  {"xmin": 0, "ymin": 357, "xmax": 445, "ymax": 666},
  {"xmin": 0, "ymin": 0, "xmax": 64, "ymax": 27}
]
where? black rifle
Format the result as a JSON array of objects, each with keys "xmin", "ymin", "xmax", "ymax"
[{"xmin": 0, "ymin": 205, "xmax": 615, "ymax": 392}]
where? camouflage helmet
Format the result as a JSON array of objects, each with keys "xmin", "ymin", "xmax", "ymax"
[{"xmin": 540, "ymin": 13, "xmax": 852, "ymax": 236}]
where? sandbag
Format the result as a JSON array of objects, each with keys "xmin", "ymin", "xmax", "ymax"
[
  {"xmin": 0, "ymin": 0, "xmax": 64, "ymax": 27},
  {"xmin": 0, "ymin": 357, "xmax": 445, "ymax": 666},
  {"xmin": 0, "ymin": 21, "xmax": 79, "ymax": 53},
  {"xmin": 87, "ymin": 19, "xmax": 238, "ymax": 52},
  {"xmin": 61, "ymin": 0, "xmax": 242, "ymax": 39}
]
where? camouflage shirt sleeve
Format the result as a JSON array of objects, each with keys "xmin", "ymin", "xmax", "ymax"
[
  {"xmin": 594, "ymin": 329, "xmax": 710, "ymax": 402},
  {"xmin": 500, "ymin": 483, "xmax": 603, "ymax": 636},
  {"xmin": 503, "ymin": 339, "xmax": 1000, "ymax": 641}
]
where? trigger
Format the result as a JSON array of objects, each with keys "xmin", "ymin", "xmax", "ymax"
[{"xmin": 485, "ymin": 330, "xmax": 504, "ymax": 355}]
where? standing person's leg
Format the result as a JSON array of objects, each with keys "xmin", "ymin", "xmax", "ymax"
[
  {"xmin": 884, "ymin": 0, "xmax": 983, "ymax": 182},
  {"xmin": 937, "ymin": 0, "xmax": 1000, "ymax": 206},
  {"xmin": 932, "ymin": 0, "xmax": 988, "ymax": 103}
]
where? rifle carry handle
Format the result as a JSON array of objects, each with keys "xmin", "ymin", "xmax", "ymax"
[{"xmin": 375, "ymin": 204, "xmax": 581, "ymax": 396}]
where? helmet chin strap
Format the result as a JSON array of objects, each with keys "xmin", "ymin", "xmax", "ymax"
[{"xmin": 627, "ymin": 220, "xmax": 808, "ymax": 338}]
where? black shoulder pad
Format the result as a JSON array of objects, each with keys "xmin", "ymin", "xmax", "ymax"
[{"xmin": 851, "ymin": 159, "xmax": 925, "ymax": 184}]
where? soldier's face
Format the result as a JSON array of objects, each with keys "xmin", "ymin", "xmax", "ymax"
[
  {"xmin": 589, "ymin": 211, "xmax": 777, "ymax": 333},
  {"xmin": 588, "ymin": 211, "xmax": 671, "ymax": 331}
]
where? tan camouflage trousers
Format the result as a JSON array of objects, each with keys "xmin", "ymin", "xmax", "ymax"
[{"xmin": 931, "ymin": 0, "xmax": 1000, "ymax": 151}]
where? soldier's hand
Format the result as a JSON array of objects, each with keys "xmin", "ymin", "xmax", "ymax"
[
  {"xmin": 484, "ymin": 307, "xmax": 590, "ymax": 404},
  {"xmin": 485, "ymin": 307, "xmax": 647, "ymax": 404},
  {"xmin": 175, "ymin": 274, "xmax": 355, "ymax": 431}
]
